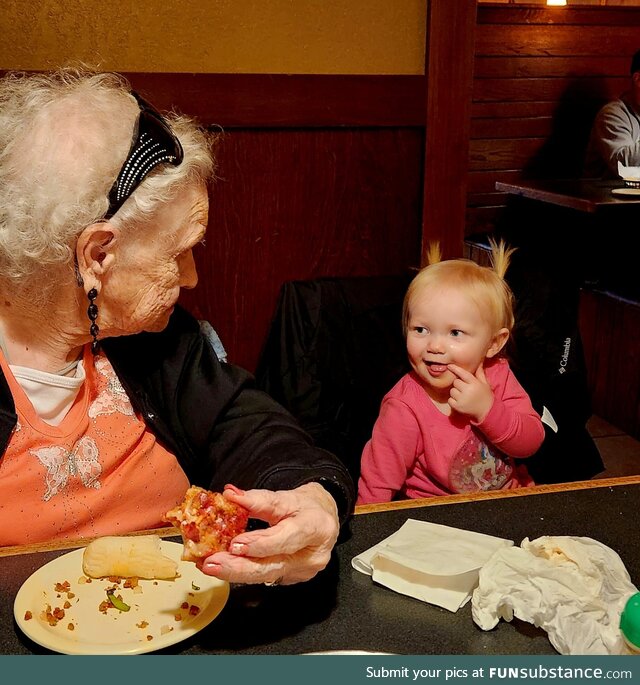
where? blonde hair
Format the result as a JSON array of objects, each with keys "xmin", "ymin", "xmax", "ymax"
[
  {"xmin": 403, "ymin": 238, "xmax": 516, "ymax": 336},
  {"xmin": 0, "ymin": 68, "xmax": 216, "ymax": 303}
]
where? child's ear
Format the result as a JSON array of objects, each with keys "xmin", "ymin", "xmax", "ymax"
[{"xmin": 486, "ymin": 328, "xmax": 509, "ymax": 359}]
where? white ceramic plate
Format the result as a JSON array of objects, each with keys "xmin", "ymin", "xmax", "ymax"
[
  {"xmin": 304, "ymin": 651, "xmax": 394, "ymax": 655},
  {"xmin": 14, "ymin": 541, "xmax": 229, "ymax": 655},
  {"xmin": 611, "ymin": 187, "xmax": 640, "ymax": 196}
]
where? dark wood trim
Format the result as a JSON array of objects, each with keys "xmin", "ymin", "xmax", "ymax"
[
  {"xmin": 355, "ymin": 475, "xmax": 640, "ymax": 515},
  {"xmin": 0, "ymin": 526, "xmax": 178, "ymax": 557},
  {"xmin": 422, "ymin": 0, "xmax": 477, "ymax": 261},
  {"xmin": 475, "ymin": 25, "xmax": 640, "ymax": 58},
  {"xmin": 475, "ymin": 56, "xmax": 630, "ymax": 79},
  {"xmin": 478, "ymin": 5, "xmax": 640, "ymax": 27},
  {"xmin": 472, "ymin": 76, "xmax": 627, "ymax": 103},
  {"xmin": 471, "ymin": 116, "xmax": 552, "ymax": 139},
  {"xmin": 468, "ymin": 169, "xmax": 524, "ymax": 194},
  {"xmin": 0, "ymin": 70, "xmax": 427, "ymax": 128},
  {"xmin": 472, "ymin": 100, "xmax": 559, "ymax": 119},
  {"xmin": 122, "ymin": 73, "xmax": 427, "ymax": 128}
]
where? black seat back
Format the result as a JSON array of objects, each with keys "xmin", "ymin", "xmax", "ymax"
[{"xmin": 256, "ymin": 275, "xmax": 411, "ymax": 484}]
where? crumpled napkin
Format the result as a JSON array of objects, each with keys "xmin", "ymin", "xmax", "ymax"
[
  {"xmin": 618, "ymin": 161, "xmax": 640, "ymax": 181},
  {"xmin": 472, "ymin": 536, "xmax": 639, "ymax": 655},
  {"xmin": 352, "ymin": 519, "xmax": 513, "ymax": 612}
]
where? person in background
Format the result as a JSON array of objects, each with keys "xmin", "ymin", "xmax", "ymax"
[
  {"xmin": 357, "ymin": 241, "xmax": 545, "ymax": 504},
  {"xmin": 584, "ymin": 49, "xmax": 640, "ymax": 178},
  {"xmin": 0, "ymin": 68, "xmax": 355, "ymax": 585}
]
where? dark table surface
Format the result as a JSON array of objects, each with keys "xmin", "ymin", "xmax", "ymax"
[
  {"xmin": 2, "ymin": 480, "xmax": 639, "ymax": 655},
  {"xmin": 496, "ymin": 179, "xmax": 640, "ymax": 213}
]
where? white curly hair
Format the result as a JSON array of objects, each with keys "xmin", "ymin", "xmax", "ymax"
[{"xmin": 0, "ymin": 68, "xmax": 216, "ymax": 302}]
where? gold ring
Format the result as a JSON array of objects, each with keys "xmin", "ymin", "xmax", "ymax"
[{"xmin": 264, "ymin": 575, "xmax": 284, "ymax": 587}]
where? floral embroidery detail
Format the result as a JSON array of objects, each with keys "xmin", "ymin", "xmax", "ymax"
[
  {"xmin": 31, "ymin": 436, "xmax": 102, "ymax": 501},
  {"xmin": 88, "ymin": 357, "xmax": 134, "ymax": 419},
  {"xmin": 449, "ymin": 432, "xmax": 513, "ymax": 493}
]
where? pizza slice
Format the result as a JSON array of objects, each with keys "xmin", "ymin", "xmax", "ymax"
[{"xmin": 164, "ymin": 485, "xmax": 249, "ymax": 562}]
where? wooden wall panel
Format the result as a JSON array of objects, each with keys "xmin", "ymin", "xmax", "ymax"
[
  {"xmin": 475, "ymin": 25, "xmax": 640, "ymax": 57},
  {"xmin": 467, "ymin": 4, "xmax": 640, "ymax": 237},
  {"xmin": 579, "ymin": 290, "xmax": 640, "ymax": 438},
  {"xmin": 468, "ymin": 169, "xmax": 525, "ymax": 193},
  {"xmin": 478, "ymin": 7, "xmax": 640, "ymax": 26},
  {"xmin": 179, "ymin": 127, "xmax": 424, "ymax": 371},
  {"xmin": 474, "ymin": 56, "xmax": 631, "ymax": 79},
  {"xmin": 472, "ymin": 101, "xmax": 559, "ymax": 118},
  {"xmin": 470, "ymin": 138, "xmax": 547, "ymax": 170},
  {"xmin": 468, "ymin": 6, "xmax": 640, "ymax": 441},
  {"xmin": 473, "ymin": 76, "xmax": 627, "ymax": 102},
  {"xmin": 119, "ymin": 73, "xmax": 425, "ymax": 373},
  {"xmin": 471, "ymin": 117, "xmax": 553, "ymax": 139}
]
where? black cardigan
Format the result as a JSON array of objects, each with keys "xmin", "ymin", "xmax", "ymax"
[{"xmin": 0, "ymin": 306, "xmax": 355, "ymax": 522}]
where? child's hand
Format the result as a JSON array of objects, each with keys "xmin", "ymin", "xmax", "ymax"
[{"xmin": 447, "ymin": 363, "xmax": 494, "ymax": 422}]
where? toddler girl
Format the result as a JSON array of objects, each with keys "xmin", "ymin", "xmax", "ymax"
[{"xmin": 357, "ymin": 240, "xmax": 545, "ymax": 503}]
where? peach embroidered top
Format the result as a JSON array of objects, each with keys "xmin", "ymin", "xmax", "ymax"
[{"xmin": 0, "ymin": 347, "xmax": 189, "ymax": 546}]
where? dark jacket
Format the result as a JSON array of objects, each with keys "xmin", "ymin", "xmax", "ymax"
[{"xmin": 0, "ymin": 306, "xmax": 355, "ymax": 522}]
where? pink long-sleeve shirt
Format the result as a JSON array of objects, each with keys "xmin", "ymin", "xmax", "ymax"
[{"xmin": 357, "ymin": 358, "xmax": 545, "ymax": 504}]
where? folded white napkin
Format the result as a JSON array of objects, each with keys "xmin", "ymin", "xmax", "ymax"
[
  {"xmin": 352, "ymin": 519, "xmax": 513, "ymax": 612},
  {"xmin": 618, "ymin": 161, "xmax": 640, "ymax": 180}
]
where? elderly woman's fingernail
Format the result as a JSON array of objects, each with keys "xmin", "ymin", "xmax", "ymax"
[
  {"xmin": 230, "ymin": 542, "xmax": 247, "ymax": 555},
  {"xmin": 202, "ymin": 561, "xmax": 222, "ymax": 574},
  {"xmin": 224, "ymin": 484, "xmax": 245, "ymax": 495}
]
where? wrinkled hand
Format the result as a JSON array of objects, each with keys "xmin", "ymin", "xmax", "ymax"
[
  {"xmin": 447, "ymin": 363, "xmax": 494, "ymax": 422},
  {"xmin": 199, "ymin": 482, "xmax": 339, "ymax": 585}
]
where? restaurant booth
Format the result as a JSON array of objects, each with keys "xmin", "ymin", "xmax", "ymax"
[{"xmin": 1, "ymin": 0, "xmax": 640, "ymax": 657}]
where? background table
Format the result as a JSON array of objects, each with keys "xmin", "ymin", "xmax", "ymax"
[
  {"xmin": 2, "ymin": 478, "xmax": 638, "ymax": 655},
  {"xmin": 495, "ymin": 179, "xmax": 640, "ymax": 214},
  {"xmin": 494, "ymin": 177, "xmax": 640, "ymax": 442}
]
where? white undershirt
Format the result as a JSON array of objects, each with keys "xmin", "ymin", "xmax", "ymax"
[{"xmin": 10, "ymin": 361, "xmax": 86, "ymax": 426}]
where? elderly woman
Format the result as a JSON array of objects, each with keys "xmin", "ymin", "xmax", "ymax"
[{"xmin": 0, "ymin": 69, "xmax": 355, "ymax": 585}]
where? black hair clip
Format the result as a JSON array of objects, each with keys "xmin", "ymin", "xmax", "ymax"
[{"xmin": 105, "ymin": 92, "xmax": 183, "ymax": 219}]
